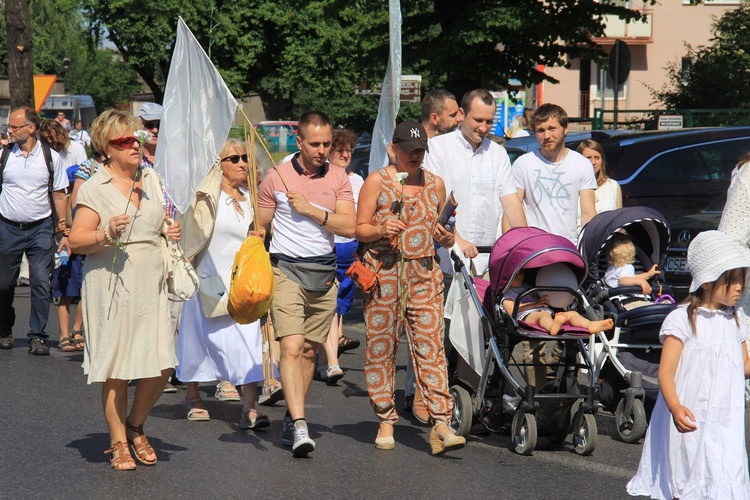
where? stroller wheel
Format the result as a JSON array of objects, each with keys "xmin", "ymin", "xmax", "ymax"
[
  {"xmin": 449, "ymin": 385, "xmax": 473, "ymax": 437},
  {"xmin": 615, "ymin": 398, "xmax": 647, "ymax": 444},
  {"xmin": 511, "ymin": 411, "xmax": 537, "ymax": 456},
  {"xmin": 572, "ymin": 412, "xmax": 597, "ymax": 456}
]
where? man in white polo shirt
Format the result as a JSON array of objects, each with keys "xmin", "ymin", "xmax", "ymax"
[
  {"xmin": 257, "ymin": 111, "xmax": 355, "ymax": 456},
  {"xmin": 0, "ymin": 107, "xmax": 68, "ymax": 355}
]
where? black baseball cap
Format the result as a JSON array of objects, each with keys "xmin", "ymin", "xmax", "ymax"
[{"xmin": 392, "ymin": 120, "xmax": 429, "ymax": 153}]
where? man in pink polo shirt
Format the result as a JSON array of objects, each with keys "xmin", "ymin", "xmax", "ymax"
[{"xmin": 257, "ymin": 111, "xmax": 355, "ymax": 456}]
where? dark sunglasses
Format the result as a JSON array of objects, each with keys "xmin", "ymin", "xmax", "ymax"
[
  {"xmin": 142, "ymin": 120, "xmax": 160, "ymax": 130},
  {"xmin": 108, "ymin": 136, "xmax": 139, "ymax": 148},
  {"xmin": 221, "ymin": 154, "xmax": 248, "ymax": 164}
]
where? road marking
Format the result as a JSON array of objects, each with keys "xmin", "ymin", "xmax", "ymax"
[{"xmin": 470, "ymin": 440, "xmax": 634, "ymax": 479}]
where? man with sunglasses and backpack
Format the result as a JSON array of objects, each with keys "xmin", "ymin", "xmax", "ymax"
[{"xmin": 0, "ymin": 107, "xmax": 68, "ymax": 354}]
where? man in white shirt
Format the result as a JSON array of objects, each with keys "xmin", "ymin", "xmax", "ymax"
[
  {"xmin": 512, "ymin": 103, "xmax": 597, "ymax": 243},
  {"xmin": 69, "ymin": 120, "xmax": 91, "ymax": 148},
  {"xmin": 424, "ymin": 88, "xmax": 527, "ymax": 273},
  {"xmin": 0, "ymin": 107, "xmax": 68, "ymax": 355},
  {"xmin": 511, "ymin": 103, "xmax": 597, "ymax": 387}
]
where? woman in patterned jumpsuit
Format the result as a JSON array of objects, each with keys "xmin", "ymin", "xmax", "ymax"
[{"xmin": 356, "ymin": 120, "xmax": 465, "ymax": 455}]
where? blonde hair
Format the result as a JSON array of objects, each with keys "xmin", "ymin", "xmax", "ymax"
[
  {"xmin": 607, "ymin": 233, "xmax": 636, "ymax": 268},
  {"xmin": 89, "ymin": 109, "xmax": 140, "ymax": 156}
]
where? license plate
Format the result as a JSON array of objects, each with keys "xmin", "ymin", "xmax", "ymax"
[{"xmin": 665, "ymin": 256, "xmax": 688, "ymax": 273}]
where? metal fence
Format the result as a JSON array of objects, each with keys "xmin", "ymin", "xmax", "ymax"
[{"xmin": 588, "ymin": 108, "xmax": 750, "ymax": 130}]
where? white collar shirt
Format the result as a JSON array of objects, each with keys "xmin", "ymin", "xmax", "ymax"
[
  {"xmin": 423, "ymin": 128, "xmax": 517, "ymax": 247},
  {"xmin": 69, "ymin": 129, "xmax": 91, "ymax": 147},
  {"xmin": 0, "ymin": 141, "xmax": 66, "ymax": 222}
]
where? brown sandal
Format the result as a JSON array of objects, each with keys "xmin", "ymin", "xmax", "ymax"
[
  {"xmin": 57, "ymin": 337, "xmax": 76, "ymax": 352},
  {"xmin": 104, "ymin": 441, "xmax": 136, "ymax": 471},
  {"xmin": 71, "ymin": 329, "xmax": 85, "ymax": 351},
  {"xmin": 126, "ymin": 419, "xmax": 157, "ymax": 466}
]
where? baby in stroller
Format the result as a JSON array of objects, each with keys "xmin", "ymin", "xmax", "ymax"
[
  {"xmin": 503, "ymin": 270, "xmax": 614, "ymax": 336},
  {"xmin": 603, "ymin": 233, "xmax": 672, "ymax": 309}
]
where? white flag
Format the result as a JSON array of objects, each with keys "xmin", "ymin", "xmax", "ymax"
[
  {"xmin": 155, "ymin": 17, "xmax": 238, "ymax": 213},
  {"xmin": 368, "ymin": 0, "xmax": 402, "ymax": 174}
]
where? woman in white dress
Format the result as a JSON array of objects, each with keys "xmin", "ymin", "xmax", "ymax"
[
  {"xmin": 577, "ymin": 139, "xmax": 622, "ymax": 213},
  {"xmin": 177, "ymin": 139, "xmax": 269, "ymax": 430}
]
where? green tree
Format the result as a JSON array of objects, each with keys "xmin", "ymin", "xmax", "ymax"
[
  {"xmin": 84, "ymin": 0, "xmax": 652, "ymax": 129},
  {"xmin": 651, "ymin": 2, "xmax": 750, "ymax": 109}
]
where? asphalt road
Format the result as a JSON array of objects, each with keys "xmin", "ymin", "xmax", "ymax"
[{"xmin": 0, "ymin": 285, "xmax": 743, "ymax": 499}]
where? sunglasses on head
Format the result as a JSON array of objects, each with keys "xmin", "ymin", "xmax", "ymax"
[
  {"xmin": 221, "ymin": 154, "xmax": 248, "ymax": 164},
  {"xmin": 142, "ymin": 120, "xmax": 160, "ymax": 130},
  {"xmin": 108, "ymin": 136, "xmax": 139, "ymax": 148}
]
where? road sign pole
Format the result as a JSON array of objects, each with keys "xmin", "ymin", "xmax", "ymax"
[{"xmin": 613, "ymin": 44, "xmax": 619, "ymax": 129}]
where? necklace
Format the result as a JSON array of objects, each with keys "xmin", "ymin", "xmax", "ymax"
[{"xmin": 223, "ymin": 189, "xmax": 246, "ymax": 221}]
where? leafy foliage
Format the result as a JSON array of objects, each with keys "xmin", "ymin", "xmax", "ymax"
[
  {"xmin": 83, "ymin": 0, "xmax": 651, "ymax": 129},
  {"xmin": 651, "ymin": 2, "xmax": 750, "ymax": 109}
]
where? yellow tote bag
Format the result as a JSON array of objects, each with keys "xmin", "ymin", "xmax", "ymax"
[{"xmin": 228, "ymin": 236, "xmax": 274, "ymax": 324}]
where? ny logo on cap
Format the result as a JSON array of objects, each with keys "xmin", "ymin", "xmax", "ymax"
[{"xmin": 410, "ymin": 128, "xmax": 420, "ymax": 138}]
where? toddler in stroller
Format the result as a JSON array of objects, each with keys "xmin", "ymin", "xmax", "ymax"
[
  {"xmin": 448, "ymin": 227, "xmax": 601, "ymax": 456},
  {"xmin": 503, "ymin": 270, "xmax": 614, "ymax": 336},
  {"xmin": 579, "ymin": 207, "xmax": 676, "ymax": 443},
  {"xmin": 603, "ymin": 233, "xmax": 670, "ymax": 309}
]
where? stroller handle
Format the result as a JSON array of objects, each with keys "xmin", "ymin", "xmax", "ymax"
[{"xmin": 592, "ymin": 286, "xmax": 645, "ymax": 304}]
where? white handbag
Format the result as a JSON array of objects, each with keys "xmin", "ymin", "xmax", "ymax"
[
  {"xmin": 162, "ymin": 222, "xmax": 200, "ymax": 302},
  {"xmin": 199, "ymin": 273, "xmax": 231, "ymax": 318},
  {"xmin": 153, "ymin": 173, "xmax": 199, "ymax": 302}
]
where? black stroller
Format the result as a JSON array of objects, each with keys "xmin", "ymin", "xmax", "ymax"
[
  {"xmin": 448, "ymin": 227, "xmax": 601, "ymax": 455},
  {"xmin": 578, "ymin": 207, "xmax": 676, "ymax": 443}
]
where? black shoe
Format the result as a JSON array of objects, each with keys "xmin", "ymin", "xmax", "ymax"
[
  {"xmin": 28, "ymin": 339, "xmax": 50, "ymax": 355},
  {"xmin": 338, "ymin": 335, "xmax": 361, "ymax": 356},
  {"xmin": 0, "ymin": 335, "xmax": 13, "ymax": 350}
]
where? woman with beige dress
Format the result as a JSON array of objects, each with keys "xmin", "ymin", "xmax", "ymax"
[{"xmin": 69, "ymin": 109, "xmax": 181, "ymax": 471}]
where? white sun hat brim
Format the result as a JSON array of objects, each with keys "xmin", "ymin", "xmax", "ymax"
[{"xmin": 688, "ymin": 230, "xmax": 750, "ymax": 293}]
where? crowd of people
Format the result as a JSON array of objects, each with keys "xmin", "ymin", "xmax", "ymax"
[{"xmin": 1, "ymin": 87, "xmax": 750, "ymax": 497}]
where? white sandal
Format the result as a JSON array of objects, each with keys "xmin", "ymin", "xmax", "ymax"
[{"xmin": 184, "ymin": 397, "xmax": 210, "ymax": 421}]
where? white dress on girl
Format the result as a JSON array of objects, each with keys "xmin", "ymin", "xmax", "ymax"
[
  {"xmin": 626, "ymin": 305, "xmax": 750, "ymax": 499},
  {"xmin": 176, "ymin": 189, "xmax": 264, "ymax": 386}
]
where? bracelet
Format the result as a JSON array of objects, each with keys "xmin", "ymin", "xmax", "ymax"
[
  {"xmin": 321, "ymin": 211, "xmax": 329, "ymax": 226},
  {"xmin": 104, "ymin": 227, "xmax": 116, "ymax": 245},
  {"xmin": 94, "ymin": 229, "xmax": 101, "ymax": 246}
]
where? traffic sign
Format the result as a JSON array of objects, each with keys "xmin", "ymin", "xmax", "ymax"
[
  {"xmin": 608, "ymin": 40, "xmax": 631, "ymax": 86},
  {"xmin": 33, "ymin": 75, "xmax": 57, "ymax": 111}
]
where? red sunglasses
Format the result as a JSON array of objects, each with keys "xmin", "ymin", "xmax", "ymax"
[{"xmin": 108, "ymin": 136, "xmax": 139, "ymax": 148}]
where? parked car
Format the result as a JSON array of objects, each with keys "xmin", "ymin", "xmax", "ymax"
[
  {"xmin": 256, "ymin": 121, "xmax": 299, "ymax": 154},
  {"xmin": 503, "ymin": 130, "xmax": 632, "ymax": 163},
  {"xmin": 591, "ymin": 127, "xmax": 750, "ymax": 220},
  {"xmin": 664, "ymin": 193, "xmax": 726, "ymax": 301}
]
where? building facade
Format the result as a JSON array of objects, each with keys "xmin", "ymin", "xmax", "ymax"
[{"xmin": 540, "ymin": 0, "xmax": 741, "ymax": 118}]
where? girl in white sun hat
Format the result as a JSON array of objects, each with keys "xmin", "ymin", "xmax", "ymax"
[{"xmin": 627, "ymin": 230, "xmax": 750, "ymax": 499}]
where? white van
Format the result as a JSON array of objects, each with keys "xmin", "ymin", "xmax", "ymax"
[{"xmin": 41, "ymin": 95, "xmax": 97, "ymax": 129}]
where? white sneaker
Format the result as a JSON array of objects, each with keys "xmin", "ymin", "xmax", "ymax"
[{"xmin": 292, "ymin": 423, "xmax": 315, "ymax": 456}]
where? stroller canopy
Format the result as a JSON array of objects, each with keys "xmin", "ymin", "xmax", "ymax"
[
  {"xmin": 488, "ymin": 227, "xmax": 587, "ymax": 298},
  {"xmin": 578, "ymin": 207, "xmax": 670, "ymax": 282}
]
